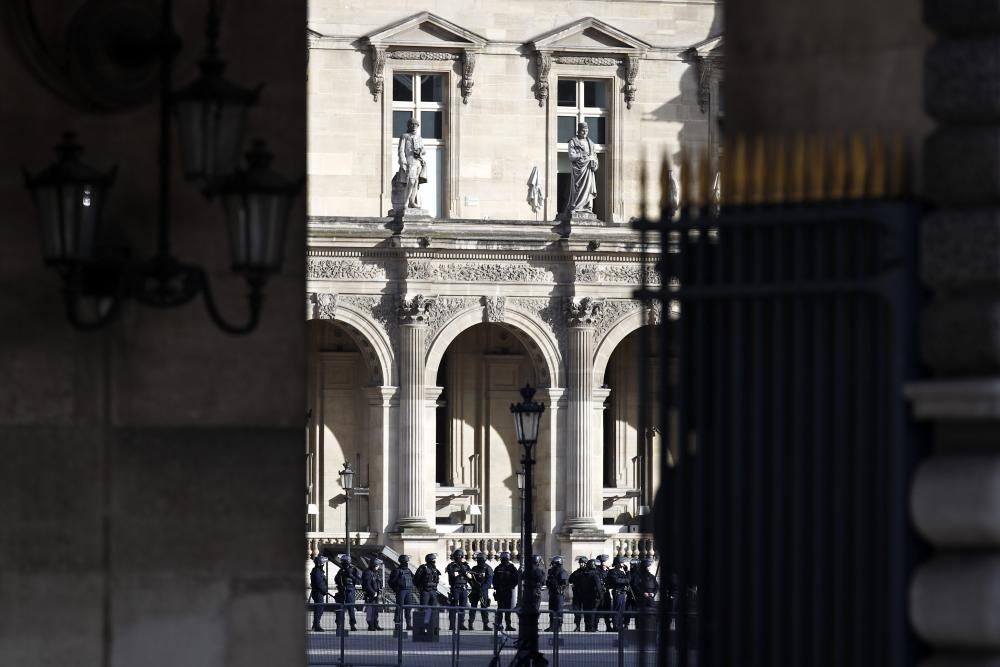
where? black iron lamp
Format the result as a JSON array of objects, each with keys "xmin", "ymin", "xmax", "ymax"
[
  {"xmin": 23, "ymin": 0, "xmax": 297, "ymax": 335},
  {"xmin": 339, "ymin": 462, "xmax": 356, "ymax": 559},
  {"xmin": 510, "ymin": 384, "xmax": 547, "ymax": 667}
]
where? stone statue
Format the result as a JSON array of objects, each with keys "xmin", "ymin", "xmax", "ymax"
[
  {"xmin": 562, "ymin": 122, "xmax": 599, "ymax": 220},
  {"xmin": 392, "ymin": 117, "xmax": 428, "ymax": 214}
]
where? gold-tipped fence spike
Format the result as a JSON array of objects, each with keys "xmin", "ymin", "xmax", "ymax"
[
  {"xmin": 769, "ymin": 136, "xmax": 786, "ymax": 205},
  {"xmin": 806, "ymin": 135, "xmax": 826, "ymax": 202},
  {"xmin": 829, "ymin": 134, "xmax": 848, "ymax": 201},
  {"xmin": 869, "ymin": 134, "xmax": 887, "ymax": 199},
  {"xmin": 679, "ymin": 146, "xmax": 693, "ymax": 212},
  {"xmin": 848, "ymin": 132, "xmax": 868, "ymax": 200},
  {"xmin": 790, "ymin": 134, "xmax": 806, "ymax": 204},
  {"xmin": 659, "ymin": 152, "xmax": 673, "ymax": 216},
  {"xmin": 750, "ymin": 136, "xmax": 767, "ymax": 205},
  {"xmin": 731, "ymin": 136, "xmax": 748, "ymax": 207}
]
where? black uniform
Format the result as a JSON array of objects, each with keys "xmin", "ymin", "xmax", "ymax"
[
  {"xmin": 605, "ymin": 567, "xmax": 631, "ymax": 630},
  {"xmin": 361, "ymin": 566, "xmax": 383, "ymax": 629},
  {"xmin": 568, "ymin": 563, "xmax": 587, "ymax": 630},
  {"xmin": 388, "ymin": 564, "xmax": 417, "ymax": 629},
  {"xmin": 413, "ymin": 561, "xmax": 442, "ymax": 627},
  {"xmin": 334, "ymin": 563, "xmax": 361, "ymax": 630},
  {"xmin": 469, "ymin": 561, "xmax": 494, "ymax": 629},
  {"xmin": 445, "ymin": 559, "xmax": 472, "ymax": 629},
  {"xmin": 521, "ymin": 561, "xmax": 545, "ymax": 614},
  {"xmin": 310, "ymin": 563, "xmax": 329, "ymax": 631},
  {"xmin": 576, "ymin": 566, "xmax": 605, "ymax": 632},
  {"xmin": 597, "ymin": 562, "xmax": 614, "ymax": 630},
  {"xmin": 631, "ymin": 567, "xmax": 659, "ymax": 610},
  {"xmin": 544, "ymin": 563, "xmax": 569, "ymax": 630},
  {"xmin": 492, "ymin": 560, "xmax": 520, "ymax": 630}
]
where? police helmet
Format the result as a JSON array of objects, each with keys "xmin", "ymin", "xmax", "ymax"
[
  {"xmin": 340, "ymin": 554, "xmax": 351, "ymax": 564},
  {"xmin": 576, "ymin": 556, "xmax": 588, "ymax": 565},
  {"xmin": 612, "ymin": 556, "xmax": 624, "ymax": 567},
  {"xmin": 499, "ymin": 551, "xmax": 511, "ymax": 561},
  {"xmin": 370, "ymin": 558, "xmax": 383, "ymax": 569},
  {"xmin": 398, "ymin": 554, "xmax": 410, "ymax": 565},
  {"xmin": 475, "ymin": 552, "xmax": 486, "ymax": 562},
  {"xmin": 452, "ymin": 548, "xmax": 465, "ymax": 561},
  {"xmin": 586, "ymin": 559, "xmax": 597, "ymax": 569},
  {"xmin": 532, "ymin": 554, "xmax": 543, "ymax": 566},
  {"xmin": 596, "ymin": 554, "xmax": 610, "ymax": 564},
  {"xmin": 314, "ymin": 555, "xmax": 328, "ymax": 565},
  {"xmin": 551, "ymin": 555, "xmax": 563, "ymax": 564},
  {"xmin": 426, "ymin": 553, "xmax": 438, "ymax": 563}
]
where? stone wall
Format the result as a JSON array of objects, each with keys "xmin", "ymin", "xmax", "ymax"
[{"xmin": 0, "ymin": 1, "xmax": 307, "ymax": 665}]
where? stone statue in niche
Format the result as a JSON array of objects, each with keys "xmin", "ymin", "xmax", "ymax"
[
  {"xmin": 561, "ymin": 122, "xmax": 599, "ymax": 221},
  {"xmin": 391, "ymin": 117, "xmax": 430, "ymax": 217}
]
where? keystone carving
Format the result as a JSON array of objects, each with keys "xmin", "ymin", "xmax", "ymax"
[
  {"xmin": 484, "ymin": 295, "xmax": 506, "ymax": 322},
  {"xmin": 316, "ymin": 292, "xmax": 338, "ymax": 320},
  {"xmin": 399, "ymin": 294, "xmax": 437, "ymax": 324},
  {"xmin": 565, "ymin": 297, "xmax": 602, "ymax": 327}
]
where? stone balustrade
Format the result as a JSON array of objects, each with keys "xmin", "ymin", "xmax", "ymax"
[
  {"xmin": 443, "ymin": 533, "xmax": 529, "ymax": 560},
  {"xmin": 306, "ymin": 531, "xmax": 377, "ymax": 558},
  {"xmin": 609, "ymin": 534, "xmax": 657, "ymax": 560}
]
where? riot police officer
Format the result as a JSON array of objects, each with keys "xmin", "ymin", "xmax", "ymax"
[
  {"xmin": 310, "ymin": 555, "xmax": 329, "ymax": 632},
  {"xmin": 521, "ymin": 554, "xmax": 545, "ymax": 615},
  {"xmin": 568, "ymin": 555, "xmax": 588, "ymax": 631},
  {"xmin": 334, "ymin": 554, "xmax": 361, "ymax": 631},
  {"xmin": 605, "ymin": 556, "xmax": 631, "ymax": 631},
  {"xmin": 445, "ymin": 549, "xmax": 472, "ymax": 630},
  {"xmin": 631, "ymin": 558, "xmax": 659, "ymax": 610},
  {"xmin": 388, "ymin": 554, "xmax": 417, "ymax": 631},
  {"xmin": 469, "ymin": 552, "xmax": 494, "ymax": 630},
  {"xmin": 577, "ymin": 559, "xmax": 605, "ymax": 632},
  {"xmin": 362, "ymin": 558, "xmax": 384, "ymax": 631},
  {"xmin": 543, "ymin": 556, "xmax": 568, "ymax": 632},
  {"xmin": 596, "ymin": 554, "xmax": 614, "ymax": 631},
  {"xmin": 492, "ymin": 551, "xmax": 520, "ymax": 631},
  {"xmin": 413, "ymin": 553, "xmax": 442, "ymax": 628}
]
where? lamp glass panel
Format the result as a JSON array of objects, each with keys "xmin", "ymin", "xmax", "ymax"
[
  {"xmin": 175, "ymin": 101, "xmax": 248, "ymax": 183},
  {"xmin": 341, "ymin": 466, "xmax": 355, "ymax": 490},
  {"xmin": 76, "ymin": 184, "xmax": 101, "ymax": 261},
  {"xmin": 521, "ymin": 410, "xmax": 542, "ymax": 443},
  {"xmin": 34, "ymin": 186, "xmax": 63, "ymax": 262},
  {"xmin": 224, "ymin": 192, "xmax": 291, "ymax": 273}
]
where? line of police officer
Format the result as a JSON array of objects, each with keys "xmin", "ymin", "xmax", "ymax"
[{"xmin": 309, "ymin": 549, "xmax": 658, "ymax": 633}]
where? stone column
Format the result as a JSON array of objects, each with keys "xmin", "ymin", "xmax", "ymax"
[
  {"xmin": 907, "ymin": 3, "xmax": 1000, "ymax": 661},
  {"xmin": 395, "ymin": 295, "xmax": 436, "ymax": 534},
  {"xmin": 563, "ymin": 298, "xmax": 605, "ymax": 534}
]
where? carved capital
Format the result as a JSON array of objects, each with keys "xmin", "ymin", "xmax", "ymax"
[
  {"xmin": 461, "ymin": 50, "xmax": 479, "ymax": 104},
  {"xmin": 624, "ymin": 54, "xmax": 640, "ymax": 110},
  {"xmin": 399, "ymin": 294, "xmax": 437, "ymax": 324},
  {"xmin": 565, "ymin": 297, "xmax": 602, "ymax": 327},
  {"xmin": 370, "ymin": 45, "xmax": 387, "ymax": 102},
  {"xmin": 535, "ymin": 52, "xmax": 552, "ymax": 107},
  {"xmin": 483, "ymin": 295, "xmax": 506, "ymax": 323}
]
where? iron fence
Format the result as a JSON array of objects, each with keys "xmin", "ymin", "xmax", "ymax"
[{"xmin": 306, "ymin": 604, "xmax": 680, "ymax": 666}]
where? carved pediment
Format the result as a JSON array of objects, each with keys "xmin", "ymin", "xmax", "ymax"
[
  {"xmin": 364, "ymin": 13, "xmax": 487, "ymax": 104},
  {"xmin": 529, "ymin": 18, "xmax": 649, "ymax": 109},
  {"xmin": 530, "ymin": 17, "xmax": 650, "ymax": 55}
]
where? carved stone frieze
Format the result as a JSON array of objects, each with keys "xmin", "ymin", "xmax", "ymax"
[
  {"xmin": 565, "ymin": 297, "xmax": 603, "ymax": 327},
  {"xmin": 573, "ymin": 262, "xmax": 661, "ymax": 285},
  {"xmin": 624, "ymin": 54, "xmax": 640, "ymax": 109},
  {"xmin": 339, "ymin": 294, "xmax": 399, "ymax": 349},
  {"xmin": 370, "ymin": 46, "xmax": 387, "ymax": 102},
  {"xmin": 592, "ymin": 299, "xmax": 642, "ymax": 340},
  {"xmin": 575, "ymin": 263, "xmax": 599, "ymax": 282},
  {"xmin": 535, "ymin": 52, "xmax": 552, "ymax": 107},
  {"xmin": 483, "ymin": 295, "xmax": 506, "ymax": 322},
  {"xmin": 399, "ymin": 294, "xmax": 437, "ymax": 324},
  {"xmin": 387, "ymin": 51, "xmax": 460, "ymax": 61},
  {"xmin": 554, "ymin": 56, "xmax": 621, "ymax": 66},
  {"xmin": 308, "ymin": 258, "xmax": 386, "ymax": 281},
  {"xmin": 434, "ymin": 262, "xmax": 554, "ymax": 283},
  {"xmin": 405, "ymin": 261, "xmax": 434, "ymax": 280},
  {"xmin": 508, "ymin": 296, "xmax": 565, "ymax": 381},
  {"xmin": 461, "ymin": 50, "xmax": 478, "ymax": 104},
  {"xmin": 423, "ymin": 296, "xmax": 479, "ymax": 352},
  {"xmin": 316, "ymin": 292, "xmax": 338, "ymax": 320}
]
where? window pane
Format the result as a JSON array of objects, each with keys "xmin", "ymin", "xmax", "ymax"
[
  {"xmin": 583, "ymin": 81, "xmax": 608, "ymax": 108},
  {"xmin": 557, "ymin": 80, "xmax": 577, "ymax": 107},
  {"xmin": 558, "ymin": 116, "xmax": 577, "ymax": 143},
  {"xmin": 420, "ymin": 74, "xmax": 444, "ymax": 103},
  {"xmin": 584, "ymin": 116, "xmax": 606, "ymax": 144},
  {"xmin": 393, "ymin": 74, "xmax": 414, "ymax": 102},
  {"xmin": 421, "ymin": 110, "xmax": 443, "ymax": 139},
  {"xmin": 393, "ymin": 111, "xmax": 413, "ymax": 138}
]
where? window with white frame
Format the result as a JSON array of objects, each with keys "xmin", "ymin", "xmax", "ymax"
[
  {"xmin": 556, "ymin": 78, "xmax": 609, "ymax": 221},
  {"xmin": 392, "ymin": 72, "xmax": 446, "ymax": 218}
]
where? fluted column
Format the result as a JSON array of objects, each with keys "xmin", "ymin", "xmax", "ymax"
[
  {"xmin": 563, "ymin": 297, "xmax": 604, "ymax": 533},
  {"xmin": 395, "ymin": 294, "xmax": 436, "ymax": 534}
]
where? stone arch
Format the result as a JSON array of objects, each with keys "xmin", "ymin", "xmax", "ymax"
[
  {"xmin": 424, "ymin": 305, "xmax": 561, "ymax": 388},
  {"xmin": 319, "ymin": 302, "xmax": 394, "ymax": 386},
  {"xmin": 593, "ymin": 309, "xmax": 649, "ymax": 387}
]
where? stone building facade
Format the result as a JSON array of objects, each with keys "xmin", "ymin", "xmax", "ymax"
[{"xmin": 306, "ymin": 0, "xmax": 721, "ymax": 563}]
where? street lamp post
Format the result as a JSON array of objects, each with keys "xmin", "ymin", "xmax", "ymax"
[
  {"xmin": 339, "ymin": 462, "xmax": 355, "ymax": 560},
  {"xmin": 511, "ymin": 384, "xmax": 546, "ymax": 667}
]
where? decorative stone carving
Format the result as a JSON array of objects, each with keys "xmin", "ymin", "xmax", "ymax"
[
  {"xmin": 575, "ymin": 263, "xmax": 599, "ymax": 282},
  {"xmin": 387, "ymin": 51, "xmax": 460, "ymax": 61},
  {"xmin": 565, "ymin": 297, "xmax": 602, "ymax": 327},
  {"xmin": 592, "ymin": 299, "xmax": 642, "ymax": 340},
  {"xmin": 424, "ymin": 296, "xmax": 479, "ymax": 352},
  {"xmin": 624, "ymin": 54, "xmax": 640, "ymax": 109},
  {"xmin": 316, "ymin": 292, "xmax": 338, "ymax": 320},
  {"xmin": 554, "ymin": 56, "xmax": 620, "ymax": 66},
  {"xmin": 461, "ymin": 50, "xmax": 478, "ymax": 104},
  {"xmin": 340, "ymin": 294, "xmax": 399, "ymax": 349},
  {"xmin": 308, "ymin": 258, "xmax": 386, "ymax": 281},
  {"xmin": 434, "ymin": 263, "xmax": 554, "ymax": 283},
  {"xmin": 535, "ymin": 52, "xmax": 552, "ymax": 107},
  {"xmin": 484, "ymin": 296, "xmax": 506, "ymax": 322},
  {"xmin": 399, "ymin": 294, "xmax": 436, "ymax": 324},
  {"xmin": 644, "ymin": 301, "xmax": 663, "ymax": 326},
  {"xmin": 370, "ymin": 45, "xmax": 387, "ymax": 102},
  {"xmin": 405, "ymin": 261, "xmax": 433, "ymax": 280},
  {"xmin": 306, "ymin": 292, "xmax": 316, "ymax": 319},
  {"xmin": 508, "ymin": 296, "xmax": 566, "ymax": 378}
]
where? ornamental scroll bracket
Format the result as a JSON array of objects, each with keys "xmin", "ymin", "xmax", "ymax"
[
  {"xmin": 369, "ymin": 45, "xmax": 387, "ymax": 102},
  {"xmin": 461, "ymin": 49, "xmax": 479, "ymax": 104}
]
